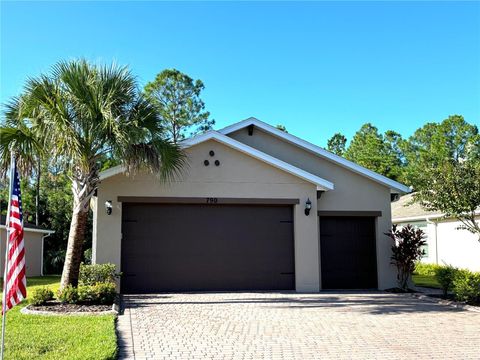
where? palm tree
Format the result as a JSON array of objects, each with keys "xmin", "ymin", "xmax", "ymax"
[{"xmin": 1, "ymin": 60, "xmax": 185, "ymax": 289}]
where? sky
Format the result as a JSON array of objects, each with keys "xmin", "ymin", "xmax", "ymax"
[{"xmin": 1, "ymin": 1, "xmax": 479, "ymax": 147}]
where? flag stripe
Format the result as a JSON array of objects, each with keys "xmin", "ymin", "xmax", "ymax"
[{"xmin": 2, "ymin": 162, "xmax": 27, "ymax": 313}]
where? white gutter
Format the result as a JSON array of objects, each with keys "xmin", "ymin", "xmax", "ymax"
[
  {"xmin": 426, "ymin": 218, "xmax": 439, "ymax": 265},
  {"xmin": 392, "ymin": 214, "xmax": 444, "ymax": 223},
  {"xmin": 0, "ymin": 225, "xmax": 54, "ymax": 234},
  {"xmin": 393, "ymin": 211, "xmax": 480, "ymax": 224}
]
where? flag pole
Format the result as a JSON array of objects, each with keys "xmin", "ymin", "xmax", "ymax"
[{"xmin": 1, "ymin": 152, "xmax": 15, "ymax": 360}]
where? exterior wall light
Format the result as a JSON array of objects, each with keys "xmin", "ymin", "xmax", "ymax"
[
  {"xmin": 105, "ymin": 200, "xmax": 113, "ymax": 215},
  {"xmin": 305, "ymin": 198, "xmax": 312, "ymax": 216}
]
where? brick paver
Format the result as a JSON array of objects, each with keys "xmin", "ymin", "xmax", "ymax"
[{"xmin": 117, "ymin": 292, "xmax": 480, "ymax": 360}]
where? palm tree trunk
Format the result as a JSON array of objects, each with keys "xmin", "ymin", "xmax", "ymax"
[
  {"xmin": 60, "ymin": 172, "xmax": 97, "ymax": 289},
  {"xmin": 60, "ymin": 206, "xmax": 89, "ymax": 288}
]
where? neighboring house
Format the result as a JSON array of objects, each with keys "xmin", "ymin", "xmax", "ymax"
[
  {"xmin": 0, "ymin": 215, "xmax": 54, "ymax": 276},
  {"xmin": 92, "ymin": 117, "xmax": 410, "ymax": 293},
  {"xmin": 392, "ymin": 193, "xmax": 480, "ymax": 272}
]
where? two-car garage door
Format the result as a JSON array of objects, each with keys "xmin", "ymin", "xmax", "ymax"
[
  {"xmin": 121, "ymin": 203, "xmax": 378, "ymax": 293},
  {"xmin": 121, "ymin": 203, "xmax": 295, "ymax": 293}
]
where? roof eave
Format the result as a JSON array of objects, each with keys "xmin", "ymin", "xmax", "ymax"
[
  {"xmin": 219, "ymin": 117, "xmax": 411, "ymax": 194},
  {"xmin": 98, "ymin": 130, "xmax": 334, "ymax": 191}
]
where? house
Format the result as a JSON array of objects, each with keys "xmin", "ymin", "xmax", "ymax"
[
  {"xmin": 0, "ymin": 215, "xmax": 54, "ymax": 276},
  {"xmin": 392, "ymin": 193, "xmax": 480, "ymax": 272},
  {"xmin": 92, "ymin": 118, "xmax": 410, "ymax": 293}
]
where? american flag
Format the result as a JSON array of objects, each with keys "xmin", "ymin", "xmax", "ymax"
[{"xmin": 2, "ymin": 160, "xmax": 27, "ymax": 312}]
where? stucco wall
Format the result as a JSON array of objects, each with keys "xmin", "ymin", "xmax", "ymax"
[
  {"xmin": 229, "ymin": 128, "xmax": 397, "ymax": 289},
  {"xmin": 0, "ymin": 229, "xmax": 44, "ymax": 277},
  {"xmin": 397, "ymin": 218, "xmax": 480, "ymax": 272},
  {"xmin": 94, "ymin": 139, "xmax": 320, "ymax": 292}
]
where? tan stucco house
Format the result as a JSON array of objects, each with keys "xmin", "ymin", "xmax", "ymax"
[
  {"xmin": 1, "ymin": 216, "xmax": 54, "ymax": 276},
  {"xmin": 92, "ymin": 118, "xmax": 410, "ymax": 293},
  {"xmin": 393, "ymin": 193, "xmax": 480, "ymax": 272}
]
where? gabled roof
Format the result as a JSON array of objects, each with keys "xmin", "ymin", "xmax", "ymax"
[
  {"xmin": 392, "ymin": 193, "xmax": 480, "ymax": 222},
  {"xmin": 100, "ymin": 130, "xmax": 335, "ymax": 191},
  {"xmin": 391, "ymin": 193, "xmax": 443, "ymax": 222},
  {"xmin": 219, "ymin": 117, "xmax": 411, "ymax": 194}
]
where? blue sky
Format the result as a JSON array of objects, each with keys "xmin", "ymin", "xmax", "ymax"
[{"xmin": 1, "ymin": 1, "xmax": 479, "ymax": 146}]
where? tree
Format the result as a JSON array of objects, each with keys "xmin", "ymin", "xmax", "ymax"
[
  {"xmin": 144, "ymin": 69, "xmax": 213, "ymax": 143},
  {"xmin": 413, "ymin": 160, "xmax": 480, "ymax": 240},
  {"xmin": 327, "ymin": 133, "xmax": 347, "ymax": 156},
  {"xmin": 1, "ymin": 60, "xmax": 186, "ymax": 289},
  {"xmin": 345, "ymin": 123, "xmax": 403, "ymax": 181},
  {"xmin": 403, "ymin": 115, "xmax": 479, "ymax": 188},
  {"xmin": 385, "ymin": 224, "xmax": 426, "ymax": 291},
  {"xmin": 276, "ymin": 124, "xmax": 288, "ymax": 133}
]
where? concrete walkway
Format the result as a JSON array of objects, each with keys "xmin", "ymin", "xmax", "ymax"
[{"xmin": 117, "ymin": 291, "xmax": 480, "ymax": 360}]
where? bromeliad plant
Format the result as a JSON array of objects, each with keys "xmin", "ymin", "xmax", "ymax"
[
  {"xmin": 386, "ymin": 224, "xmax": 426, "ymax": 291},
  {"xmin": 0, "ymin": 60, "xmax": 186, "ymax": 290}
]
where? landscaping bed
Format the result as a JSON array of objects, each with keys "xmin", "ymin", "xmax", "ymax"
[
  {"xmin": 1, "ymin": 276, "xmax": 117, "ymax": 360},
  {"xmin": 27, "ymin": 302, "xmax": 113, "ymax": 313},
  {"xmin": 413, "ymin": 263, "xmax": 480, "ymax": 307}
]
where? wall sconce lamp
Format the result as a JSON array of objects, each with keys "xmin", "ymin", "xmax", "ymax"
[
  {"xmin": 305, "ymin": 198, "xmax": 312, "ymax": 216},
  {"xmin": 105, "ymin": 200, "xmax": 113, "ymax": 215}
]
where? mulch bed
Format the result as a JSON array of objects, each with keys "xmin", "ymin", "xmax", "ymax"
[{"xmin": 30, "ymin": 301, "xmax": 112, "ymax": 313}]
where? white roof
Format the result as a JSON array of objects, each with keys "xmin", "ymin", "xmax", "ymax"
[
  {"xmin": 219, "ymin": 117, "xmax": 411, "ymax": 194},
  {"xmin": 100, "ymin": 130, "xmax": 335, "ymax": 191}
]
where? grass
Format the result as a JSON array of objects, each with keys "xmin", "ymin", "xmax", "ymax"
[
  {"xmin": 412, "ymin": 273, "xmax": 441, "ymax": 289},
  {"xmin": 0, "ymin": 276, "xmax": 117, "ymax": 360}
]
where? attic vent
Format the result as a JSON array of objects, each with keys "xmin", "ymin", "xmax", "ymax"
[{"xmin": 248, "ymin": 124, "xmax": 254, "ymax": 136}]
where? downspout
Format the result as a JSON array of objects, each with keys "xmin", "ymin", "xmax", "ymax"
[
  {"xmin": 426, "ymin": 218, "xmax": 439, "ymax": 265},
  {"xmin": 41, "ymin": 233, "xmax": 52, "ymax": 276}
]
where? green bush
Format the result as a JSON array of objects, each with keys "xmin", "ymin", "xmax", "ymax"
[
  {"xmin": 435, "ymin": 265, "xmax": 459, "ymax": 297},
  {"xmin": 91, "ymin": 282, "xmax": 116, "ymax": 304},
  {"xmin": 79, "ymin": 263, "xmax": 118, "ymax": 286},
  {"xmin": 452, "ymin": 271, "xmax": 480, "ymax": 305},
  {"xmin": 57, "ymin": 285, "xmax": 79, "ymax": 304},
  {"xmin": 78, "ymin": 283, "xmax": 116, "ymax": 305},
  {"xmin": 30, "ymin": 287, "xmax": 54, "ymax": 306},
  {"xmin": 414, "ymin": 263, "xmax": 442, "ymax": 276}
]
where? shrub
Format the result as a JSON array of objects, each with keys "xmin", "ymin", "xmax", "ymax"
[
  {"xmin": 78, "ymin": 283, "xmax": 116, "ymax": 305},
  {"xmin": 414, "ymin": 263, "xmax": 441, "ymax": 276},
  {"xmin": 385, "ymin": 224, "xmax": 426, "ymax": 290},
  {"xmin": 90, "ymin": 282, "xmax": 116, "ymax": 304},
  {"xmin": 30, "ymin": 287, "xmax": 54, "ymax": 306},
  {"xmin": 57, "ymin": 285, "xmax": 79, "ymax": 304},
  {"xmin": 79, "ymin": 263, "xmax": 119, "ymax": 286},
  {"xmin": 452, "ymin": 271, "xmax": 480, "ymax": 305},
  {"xmin": 435, "ymin": 265, "xmax": 460, "ymax": 297}
]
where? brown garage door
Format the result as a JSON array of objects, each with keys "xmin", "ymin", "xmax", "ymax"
[
  {"xmin": 121, "ymin": 203, "xmax": 295, "ymax": 293},
  {"xmin": 320, "ymin": 216, "xmax": 377, "ymax": 289}
]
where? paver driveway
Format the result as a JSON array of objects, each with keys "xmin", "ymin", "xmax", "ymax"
[{"xmin": 117, "ymin": 292, "xmax": 480, "ymax": 360}]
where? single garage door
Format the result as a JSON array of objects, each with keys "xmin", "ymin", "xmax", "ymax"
[
  {"xmin": 320, "ymin": 216, "xmax": 377, "ymax": 289},
  {"xmin": 121, "ymin": 203, "xmax": 295, "ymax": 293}
]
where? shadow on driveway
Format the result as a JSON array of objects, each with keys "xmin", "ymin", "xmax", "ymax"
[{"xmin": 121, "ymin": 291, "xmax": 466, "ymax": 315}]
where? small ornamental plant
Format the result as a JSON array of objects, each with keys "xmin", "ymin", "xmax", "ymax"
[
  {"xmin": 30, "ymin": 287, "xmax": 54, "ymax": 306},
  {"xmin": 385, "ymin": 224, "xmax": 426, "ymax": 291}
]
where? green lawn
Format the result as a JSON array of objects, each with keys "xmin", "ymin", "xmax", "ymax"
[
  {"xmin": 412, "ymin": 273, "xmax": 441, "ymax": 289},
  {"xmin": 0, "ymin": 276, "xmax": 117, "ymax": 360}
]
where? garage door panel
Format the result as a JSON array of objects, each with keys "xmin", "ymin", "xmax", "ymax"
[
  {"xmin": 121, "ymin": 203, "xmax": 294, "ymax": 293},
  {"xmin": 320, "ymin": 216, "xmax": 377, "ymax": 289}
]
